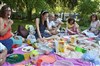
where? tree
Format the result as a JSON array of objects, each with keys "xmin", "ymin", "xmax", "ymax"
[
  {"xmin": 1, "ymin": 0, "xmax": 78, "ymax": 20},
  {"xmin": 46, "ymin": 0, "xmax": 78, "ymax": 12},
  {"xmin": 0, "ymin": 0, "xmax": 17, "ymax": 10},
  {"xmin": 76, "ymin": 0, "xmax": 99, "ymax": 26},
  {"xmin": 22, "ymin": 0, "xmax": 36, "ymax": 21}
]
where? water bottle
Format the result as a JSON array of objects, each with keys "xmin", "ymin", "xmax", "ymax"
[{"xmin": 54, "ymin": 39, "xmax": 58, "ymax": 53}]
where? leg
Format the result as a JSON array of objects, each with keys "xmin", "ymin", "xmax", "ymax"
[
  {"xmin": 0, "ymin": 39, "xmax": 13, "ymax": 54},
  {"xmin": 0, "ymin": 49, "xmax": 7, "ymax": 65}
]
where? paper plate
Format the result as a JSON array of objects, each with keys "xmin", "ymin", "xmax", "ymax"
[
  {"xmin": 39, "ymin": 55, "xmax": 56, "ymax": 63},
  {"xmin": 22, "ymin": 46, "xmax": 34, "ymax": 52}
]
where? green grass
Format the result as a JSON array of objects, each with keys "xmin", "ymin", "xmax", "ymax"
[{"xmin": 12, "ymin": 20, "xmax": 88, "ymax": 32}]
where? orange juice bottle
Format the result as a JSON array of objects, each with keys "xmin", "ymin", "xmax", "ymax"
[{"xmin": 58, "ymin": 39, "xmax": 65, "ymax": 53}]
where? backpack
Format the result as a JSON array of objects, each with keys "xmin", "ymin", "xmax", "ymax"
[{"xmin": 17, "ymin": 25, "xmax": 29, "ymax": 38}]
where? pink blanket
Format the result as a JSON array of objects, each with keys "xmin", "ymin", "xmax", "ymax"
[{"xmin": 3, "ymin": 47, "xmax": 94, "ymax": 66}]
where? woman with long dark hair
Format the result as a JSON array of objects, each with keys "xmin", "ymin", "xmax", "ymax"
[
  {"xmin": 34, "ymin": 10, "xmax": 52, "ymax": 41},
  {"xmin": 82, "ymin": 14, "xmax": 100, "ymax": 37},
  {"xmin": 89, "ymin": 14, "xmax": 100, "ymax": 35}
]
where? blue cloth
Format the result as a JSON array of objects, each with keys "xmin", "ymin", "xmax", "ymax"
[
  {"xmin": 82, "ymin": 50, "xmax": 100, "ymax": 65},
  {"xmin": 11, "ymin": 36, "xmax": 22, "ymax": 46},
  {"xmin": 34, "ymin": 21, "xmax": 51, "ymax": 39},
  {"xmin": 0, "ymin": 38, "xmax": 13, "ymax": 54}
]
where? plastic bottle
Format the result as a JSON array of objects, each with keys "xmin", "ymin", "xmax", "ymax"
[
  {"xmin": 54, "ymin": 39, "xmax": 58, "ymax": 53},
  {"xmin": 58, "ymin": 39, "xmax": 65, "ymax": 53}
]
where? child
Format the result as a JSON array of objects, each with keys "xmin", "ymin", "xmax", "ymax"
[{"xmin": 66, "ymin": 18, "xmax": 80, "ymax": 35}]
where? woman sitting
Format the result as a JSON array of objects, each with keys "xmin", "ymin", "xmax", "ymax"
[
  {"xmin": 82, "ymin": 14, "xmax": 100, "ymax": 37},
  {"xmin": 89, "ymin": 14, "xmax": 100, "ymax": 35},
  {"xmin": 34, "ymin": 10, "xmax": 52, "ymax": 42},
  {"xmin": 0, "ymin": 5, "xmax": 13, "ymax": 54}
]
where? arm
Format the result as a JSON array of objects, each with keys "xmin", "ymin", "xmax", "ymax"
[
  {"xmin": 96, "ymin": 20, "xmax": 100, "ymax": 29},
  {"xmin": 0, "ymin": 18, "xmax": 13, "ymax": 36},
  {"xmin": 67, "ymin": 28, "xmax": 75, "ymax": 33},
  {"xmin": 0, "ymin": 49, "xmax": 7, "ymax": 65},
  {"xmin": 46, "ymin": 21, "xmax": 52, "ymax": 30},
  {"xmin": 56, "ymin": 19, "xmax": 64, "ymax": 29},
  {"xmin": 35, "ymin": 18, "xmax": 42, "ymax": 38},
  {"xmin": 66, "ymin": 22, "xmax": 75, "ymax": 33},
  {"xmin": 75, "ymin": 22, "xmax": 80, "ymax": 33}
]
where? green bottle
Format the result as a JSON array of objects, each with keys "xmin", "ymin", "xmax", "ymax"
[{"xmin": 75, "ymin": 46, "xmax": 87, "ymax": 53}]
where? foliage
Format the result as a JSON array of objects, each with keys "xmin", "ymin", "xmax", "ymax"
[
  {"xmin": 1, "ymin": 0, "xmax": 100, "ymax": 25},
  {"xmin": 77, "ymin": 0, "xmax": 99, "ymax": 15},
  {"xmin": 76, "ymin": 0, "xmax": 99, "ymax": 26}
]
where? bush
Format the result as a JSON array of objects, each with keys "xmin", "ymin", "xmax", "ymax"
[{"xmin": 12, "ymin": 12, "xmax": 27, "ymax": 20}]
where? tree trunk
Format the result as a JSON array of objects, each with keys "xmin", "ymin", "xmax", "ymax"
[{"xmin": 27, "ymin": 8, "xmax": 32, "ymax": 21}]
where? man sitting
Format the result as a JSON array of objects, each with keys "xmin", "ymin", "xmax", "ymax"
[{"xmin": 46, "ymin": 13, "xmax": 58, "ymax": 35}]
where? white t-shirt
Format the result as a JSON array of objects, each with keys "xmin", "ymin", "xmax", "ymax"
[
  {"xmin": 90, "ymin": 20, "xmax": 100, "ymax": 28},
  {"xmin": 55, "ymin": 18, "xmax": 62, "ymax": 23},
  {"xmin": 47, "ymin": 21, "xmax": 55, "ymax": 29},
  {"xmin": 90, "ymin": 20, "xmax": 100, "ymax": 31},
  {"xmin": 55, "ymin": 18, "xmax": 62, "ymax": 26},
  {"xmin": 0, "ymin": 42, "xmax": 6, "ymax": 52}
]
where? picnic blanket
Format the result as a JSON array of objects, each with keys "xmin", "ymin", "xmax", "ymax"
[{"xmin": 3, "ymin": 44, "xmax": 94, "ymax": 66}]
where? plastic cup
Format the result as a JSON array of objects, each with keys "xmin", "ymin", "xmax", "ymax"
[
  {"xmin": 23, "ymin": 53, "xmax": 30, "ymax": 61},
  {"xmin": 36, "ymin": 59, "xmax": 43, "ymax": 66}
]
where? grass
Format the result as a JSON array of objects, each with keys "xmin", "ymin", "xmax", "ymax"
[
  {"xmin": 12, "ymin": 19, "xmax": 88, "ymax": 32},
  {"xmin": 12, "ymin": 19, "xmax": 35, "ymax": 32}
]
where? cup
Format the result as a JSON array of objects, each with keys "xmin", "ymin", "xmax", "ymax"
[
  {"xmin": 23, "ymin": 53, "xmax": 30, "ymax": 61},
  {"xmin": 70, "ymin": 36, "xmax": 75, "ymax": 44}
]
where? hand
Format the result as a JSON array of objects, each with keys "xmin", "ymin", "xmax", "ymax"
[
  {"xmin": 8, "ymin": 19, "xmax": 13, "ymax": 26},
  {"xmin": 70, "ymin": 31, "xmax": 75, "ymax": 34},
  {"xmin": 40, "ymin": 37, "xmax": 45, "ymax": 42}
]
